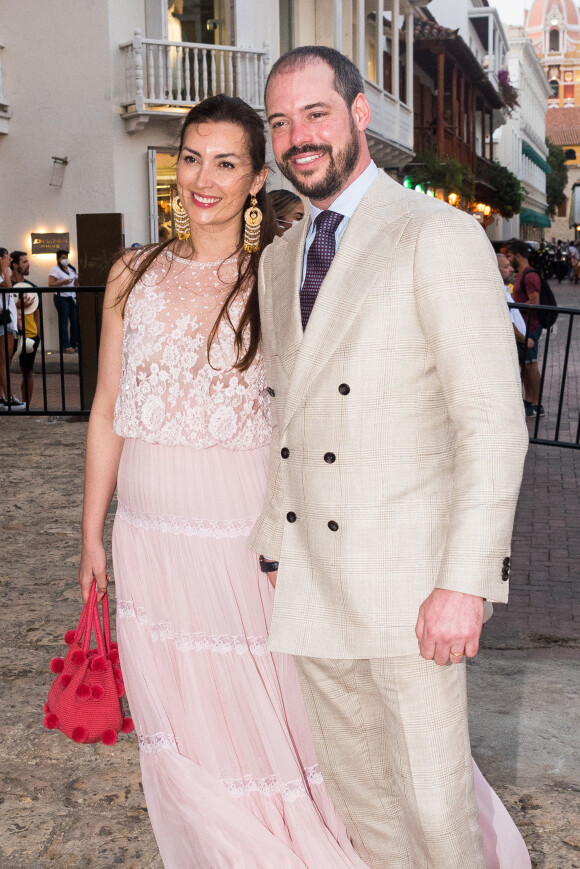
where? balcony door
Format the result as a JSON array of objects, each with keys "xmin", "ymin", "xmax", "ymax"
[{"xmin": 167, "ymin": 0, "xmax": 233, "ymax": 46}]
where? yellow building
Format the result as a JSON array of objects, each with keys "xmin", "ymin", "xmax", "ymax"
[
  {"xmin": 525, "ymin": 0, "xmax": 580, "ymax": 108},
  {"xmin": 525, "ymin": 0, "xmax": 580, "ymax": 237}
]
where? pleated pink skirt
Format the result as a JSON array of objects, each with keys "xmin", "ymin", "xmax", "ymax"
[
  {"xmin": 112, "ymin": 437, "xmax": 530, "ymax": 869},
  {"xmin": 113, "ymin": 437, "xmax": 368, "ymax": 868}
]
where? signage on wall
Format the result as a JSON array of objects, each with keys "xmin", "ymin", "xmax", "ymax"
[{"xmin": 31, "ymin": 232, "xmax": 70, "ymax": 254}]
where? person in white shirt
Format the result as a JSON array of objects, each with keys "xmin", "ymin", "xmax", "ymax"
[{"xmin": 48, "ymin": 249, "xmax": 79, "ymax": 353}]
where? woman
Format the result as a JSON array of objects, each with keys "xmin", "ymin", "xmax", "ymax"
[
  {"xmin": 48, "ymin": 250, "xmax": 78, "ymax": 353},
  {"xmin": 268, "ymin": 189, "xmax": 304, "ymax": 233},
  {"xmin": 78, "ymin": 96, "xmax": 529, "ymax": 868},
  {"xmin": 78, "ymin": 95, "xmax": 367, "ymax": 868},
  {"xmin": 0, "ymin": 248, "xmax": 25, "ymax": 410}
]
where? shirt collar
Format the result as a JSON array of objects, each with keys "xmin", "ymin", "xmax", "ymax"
[{"xmin": 308, "ymin": 161, "xmax": 380, "ymax": 223}]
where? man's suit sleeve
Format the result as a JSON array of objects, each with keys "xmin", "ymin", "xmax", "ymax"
[{"xmin": 413, "ymin": 206, "xmax": 529, "ymax": 600}]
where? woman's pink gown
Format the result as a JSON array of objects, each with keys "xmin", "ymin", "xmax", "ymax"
[{"xmin": 111, "ymin": 250, "xmax": 530, "ymax": 868}]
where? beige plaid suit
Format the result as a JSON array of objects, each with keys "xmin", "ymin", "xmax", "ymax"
[{"xmin": 249, "ymin": 172, "xmax": 529, "ymax": 867}]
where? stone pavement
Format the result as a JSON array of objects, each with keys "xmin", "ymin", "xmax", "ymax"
[{"xmin": 1, "ymin": 283, "xmax": 580, "ymax": 868}]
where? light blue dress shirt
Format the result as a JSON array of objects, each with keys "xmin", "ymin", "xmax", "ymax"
[{"xmin": 300, "ymin": 160, "xmax": 380, "ymax": 289}]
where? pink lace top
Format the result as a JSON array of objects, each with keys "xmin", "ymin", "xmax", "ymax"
[{"xmin": 113, "ymin": 249, "xmax": 271, "ymax": 449}]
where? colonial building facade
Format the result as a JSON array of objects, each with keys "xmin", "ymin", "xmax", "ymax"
[
  {"xmin": 0, "ymin": 0, "xmax": 427, "ymax": 347},
  {"xmin": 493, "ymin": 26, "xmax": 552, "ymax": 242}
]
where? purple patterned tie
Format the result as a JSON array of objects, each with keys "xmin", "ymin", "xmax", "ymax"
[{"xmin": 300, "ymin": 210, "xmax": 344, "ymax": 329}]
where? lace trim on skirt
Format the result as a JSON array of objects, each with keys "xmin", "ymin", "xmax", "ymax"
[
  {"xmin": 117, "ymin": 600, "xmax": 268, "ymax": 655},
  {"xmin": 138, "ymin": 731, "xmax": 324, "ymax": 802},
  {"xmin": 116, "ymin": 501, "xmax": 258, "ymax": 539}
]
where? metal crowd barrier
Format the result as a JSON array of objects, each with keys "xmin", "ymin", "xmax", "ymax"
[
  {"xmin": 509, "ymin": 300, "xmax": 580, "ymax": 449},
  {"xmin": 1, "ymin": 287, "xmax": 105, "ymax": 416},
  {"xmin": 1, "ymin": 289, "xmax": 579, "ymax": 451}
]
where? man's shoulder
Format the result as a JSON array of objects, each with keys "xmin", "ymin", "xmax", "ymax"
[{"xmin": 364, "ymin": 173, "xmax": 476, "ymax": 231}]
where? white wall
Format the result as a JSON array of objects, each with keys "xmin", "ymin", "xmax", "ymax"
[{"xmin": 0, "ymin": 0, "xmax": 185, "ymax": 347}]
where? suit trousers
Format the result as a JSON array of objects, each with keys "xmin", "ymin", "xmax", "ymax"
[{"xmin": 293, "ymin": 654, "xmax": 485, "ymax": 869}]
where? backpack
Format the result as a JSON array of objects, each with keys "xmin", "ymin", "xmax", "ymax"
[{"xmin": 521, "ymin": 269, "xmax": 558, "ymax": 329}]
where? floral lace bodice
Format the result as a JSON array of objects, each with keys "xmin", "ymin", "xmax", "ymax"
[{"xmin": 113, "ymin": 249, "xmax": 271, "ymax": 449}]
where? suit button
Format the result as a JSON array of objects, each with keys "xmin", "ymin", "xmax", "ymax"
[
  {"xmin": 281, "ymin": 447, "xmax": 290, "ymax": 459},
  {"xmin": 328, "ymin": 520, "xmax": 339, "ymax": 532},
  {"xmin": 267, "ymin": 386, "xmax": 275, "ymax": 397},
  {"xmin": 338, "ymin": 383, "xmax": 350, "ymax": 395},
  {"xmin": 286, "ymin": 512, "xmax": 297, "ymax": 523},
  {"xmin": 324, "ymin": 452, "xmax": 336, "ymax": 464}
]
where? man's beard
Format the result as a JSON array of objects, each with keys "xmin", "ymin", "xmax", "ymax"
[{"xmin": 277, "ymin": 120, "xmax": 360, "ymax": 201}]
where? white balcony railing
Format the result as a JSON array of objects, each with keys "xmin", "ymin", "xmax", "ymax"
[{"xmin": 120, "ymin": 30, "xmax": 268, "ymax": 124}]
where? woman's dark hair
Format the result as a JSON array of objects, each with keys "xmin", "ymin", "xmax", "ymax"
[
  {"xmin": 116, "ymin": 94, "xmax": 278, "ymax": 373},
  {"xmin": 56, "ymin": 250, "xmax": 69, "ymax": 261},
  {"xmin": 0, "ymin": 247, "xmax": 8, "ymax": 258},
  {"xmin": 268, "ymin": 189, "xmax": 303, "ymax": 221}
]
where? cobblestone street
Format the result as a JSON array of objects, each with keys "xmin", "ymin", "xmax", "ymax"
[{"xmin": 1, "ymin": 282, "xmax": 580, "ymax": 868}]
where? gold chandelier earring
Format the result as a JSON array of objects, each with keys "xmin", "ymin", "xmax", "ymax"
[
  {"xmin": 243, "ymin": 196, "xmax": 263, "ymax": 253},
  {"xmin": 172, "ymin": 195, "xmax": 191, "ymax": 241}
]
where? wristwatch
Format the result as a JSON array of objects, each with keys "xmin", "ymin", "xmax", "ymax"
[{"xmin": 259, "ymin": 555, "xmax": 279, "ymax": 573}]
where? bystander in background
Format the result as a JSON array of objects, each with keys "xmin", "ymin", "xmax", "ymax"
[
  {"xmin": 48, "ymin": 250, "xmax": 78, "ymax": 354},
  {"xmin": 497, "ymin": 253, "xmax": 534, "ymax": 368},
  {"xmin": 508, "ymin": 240, "xmax": 544, "ymax": 418},
  {"xmin": 0, "ymin": 246, "xmax": 25, "ymax": 410},
  {"xmin": 13, "ymin": 283, "xmax": 40, "ymax": 405},
  {"xmin": 267, "ymin": 189, "xmax": 304, "ymax": 233}
]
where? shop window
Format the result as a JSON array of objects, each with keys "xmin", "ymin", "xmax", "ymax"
[{"xmin": 149, "ymin": 149, "xmax": 178, "ymax": 243}]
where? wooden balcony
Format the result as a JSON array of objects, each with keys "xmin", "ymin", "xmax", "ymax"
[
  {"xmin": 415, "ymin": 125, "xmax": 475, "ymax": 170},
  {"xmin": 120, "ymin": 30, "xmax": 268, "ymax": 132}
]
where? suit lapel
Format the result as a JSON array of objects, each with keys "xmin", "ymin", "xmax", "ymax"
[
  {"xmin": 281, "ymin": 174, "xmax": 412, "ymax": 431},
  {"xmin": 269, "ymin": 210, "xmax": 310, "ymax": 376}
]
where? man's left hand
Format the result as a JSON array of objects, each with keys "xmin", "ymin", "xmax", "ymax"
[{"xmin": 415, "ymin": 588, "xmax": 485, "ymax": 666}]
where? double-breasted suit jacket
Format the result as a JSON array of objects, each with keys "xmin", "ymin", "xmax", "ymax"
[{"xmin": 249, "ymin": 171, "xmax": 529, "ymax": 659}]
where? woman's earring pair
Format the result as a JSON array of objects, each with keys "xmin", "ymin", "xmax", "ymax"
[{"xmin": 172, "ymin": 193, "xmax": 263, "ymax": 251}]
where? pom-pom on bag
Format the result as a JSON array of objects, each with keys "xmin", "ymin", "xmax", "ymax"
[{"xmin": 44, "ymin": 580, "xmax": 134, "ymax": 745}]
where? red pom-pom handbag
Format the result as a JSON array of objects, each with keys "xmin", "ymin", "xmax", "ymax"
[{"xmin": 44, "ymin": 581, "xmax": 134, "ymax": 744}]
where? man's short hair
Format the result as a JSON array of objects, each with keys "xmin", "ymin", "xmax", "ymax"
[
  {"xmin": 507, "ymin": 239, "xmax": 531, "ymax": 259},
  {"xmin": 266, "ymin": 46, "xmax": 364, "ymax": 109},
  {"xmin": 10, "ymin": 250, "xmax": 26, "ymax": 268}
]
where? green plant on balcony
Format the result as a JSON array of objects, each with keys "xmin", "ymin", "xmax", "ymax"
[
  {"xmin": 406, "ymin": 153, "xmax": 475, "ymax": 201},
  {"xmin": 497, "ymin": 69, "xmax": 519, "ymax": 114},
  {"xmin": 486, "ymin": 161, "xmax": 525, "ymax": 218}
]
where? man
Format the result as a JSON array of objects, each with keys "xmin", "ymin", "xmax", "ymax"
[
  {"xmin": 508, "ymin": 240, "xmax": 544, "ymax": 417},
  {"xmin": 250, "ymin": 46, "xmax": 529, "ymax": 868},
  {"xmin": 497, "ymin": 252, "xmax": 534, "ymax": 363},
  {"xmin": 10, "ymin": 252, "xmax": 40, "ymax": 405},
  {"xmin": 10, "ymin": 250, "xmax": 37, "ymax": 289}
]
